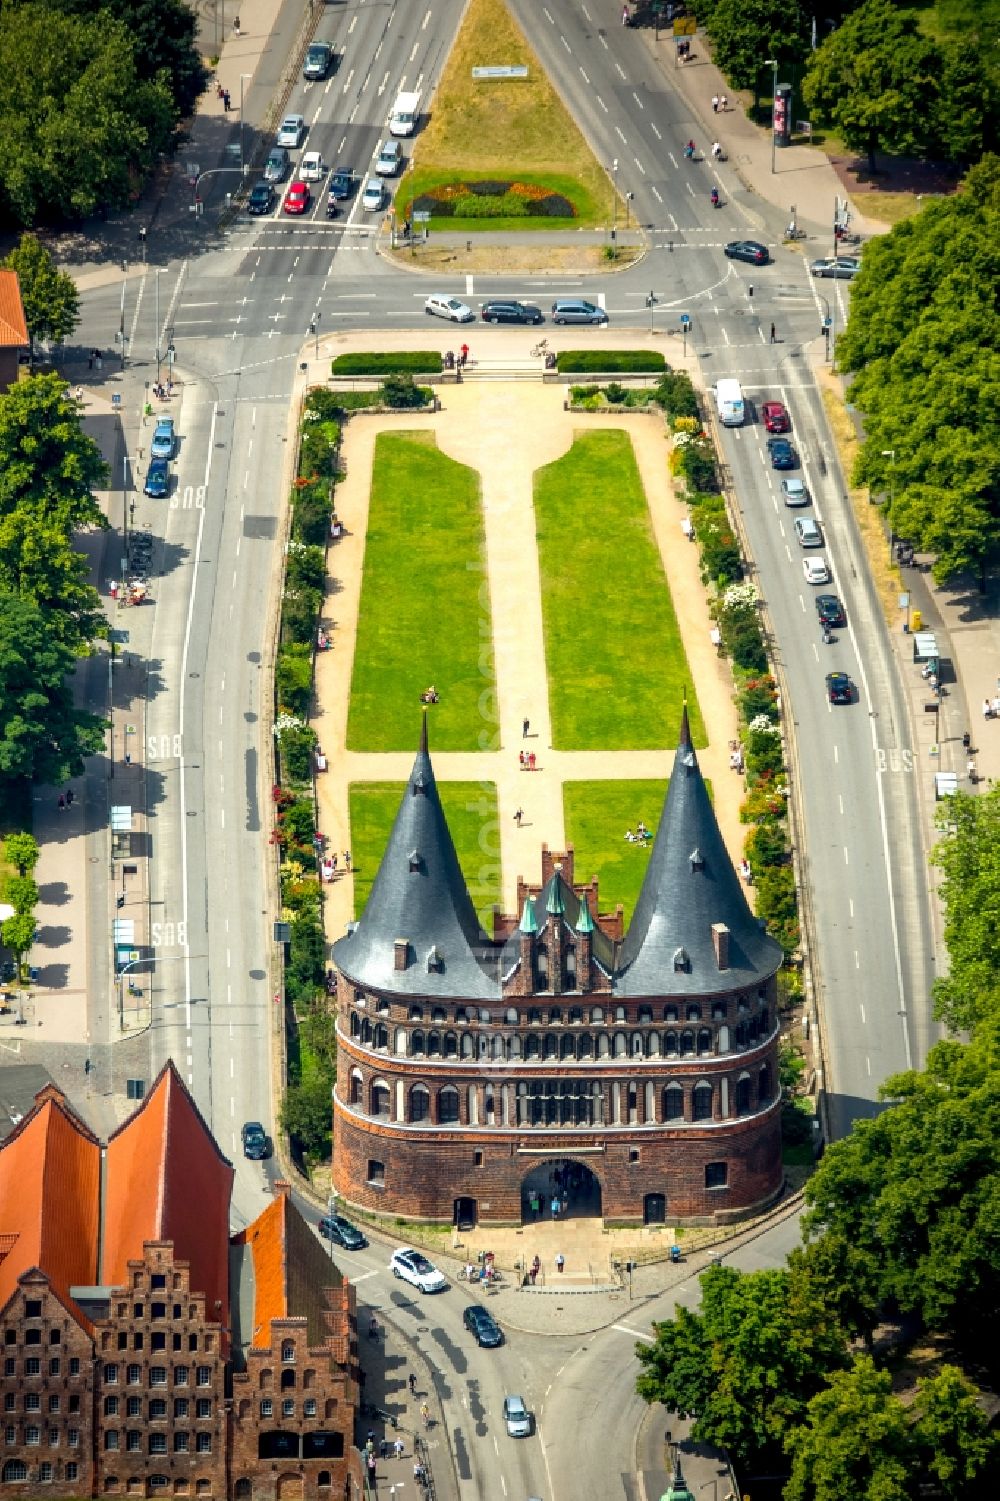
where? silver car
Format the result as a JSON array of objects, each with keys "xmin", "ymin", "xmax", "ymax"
[
  {"xmin": 362, "ymin": 178, "xmax": 385, "ymax": 212},
  {"xmin": 810, "ymin": 256, "xmax": 860, "ymax": 279},
  {"xmin": 503, "ymin": 1395, "xmax": 532, "ymax": 1438},
  {"xmin": 375, "ymin": 140, "xmax": 402, "ymax": 176},
  {"xmin": 263, "ymin": 147, "xmax": 290, "ymax": 184}
]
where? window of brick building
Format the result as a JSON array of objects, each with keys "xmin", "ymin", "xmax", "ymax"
[
  {"xmin": 48, "ymin": 1330, "xmax": 60, "ymax": 1346},
  {"xmin": 66, "ymin": 1464, "xmax": 78, "ymax": 1481},
  {"xmin": 127, "ymin": 1365, "xmax": 142, "ymax": 1385},
  {"xmin": 629, "ymin": 1147, "xmax": 640, "ymax": 1163},
  {"xmin": 4, "ymin": 1425, "xmax": 14, "ymax": 1443},
  {"xmin": 25, "ymin": 1301, "xmax": 42, "ymax": 1318},
  {"xmin": 3, "ymin": 1330, "xmax": 13, "ymax": 1344},
  {"xmin": 175, "ymin": 1400, "xmax": 189, "ymax": 1419},
  {"xmin": 149, "ymin": 1434, "xmax": 167, "ymax": 1454},
  {"xmin": 3, "ymin": 1359, "xmax": 12, "ymax": 1377},
  {"xmin": 25, "ymin": 1358, "xmax": 40, "ymax": 1376},
  {"xmin": 150, "ymin": 1368, "xmax": 168, "ymax": 1388},
  {"xmin": 261, "ymin": 1399, "xmax": 273, "ymax": 1418},
  {"xmin": 195, "ymin": 1434, "xmax": 211, "ymax": 1454},
  {"xmin": 174, "ymin": 1434, "xmax": 189, "ymax": 1453},
  {"xmin": 127, "ymin": 1432, "xmax": 141, "ymax": 1452},
  {"xmin": 151, "ymin": 1275, "xmax": 166, "ymax": 1291},
  {"xmin": 304, "ymin": 1399, "xmax": 317, "ymax": 1417},
  {"xmin": 281, "ymin": 1344, "xmax": 295, "ymax": 1364},
  {"xmin": 117, "ymin": 1333, "xmax": 128, "ymax": 1351},
  {"xmin": 39, "ymin": 1461, "xmax": 53, "ymax": 1482},
  {"xmin": 104, "ymin": 1364, "xmax": 119, "ymax": 1384},
  {"xmin": 367, "ymin": 1160, "xmax": 385, "ymax": 1187},
  {"xmin": 705, "ymin": 1162, "xmax": 728, "ymax": 1189},
  {"xmin": 25, "ymin": 1426, "xmax": 40, "ymax": 1446},
  {"xmin": 410, "ymin": 1085, "xmax": 430, "ymax": 1123},
  {"xmin": 48, "ymin": 1359, "xmax": 60, "ymax": 1377},
  {"xmin": 25, "ymin": 1393, "xmax": 40, "ymax": 1411},
  {"xmin": 150, "ymin": 1334, "xmax": 165, "ymax": 1352},
  {"xmin": 188, "ymin": 1334, "xmax": 198, "ymax": 1351},
  {"xmin": 196, "ymin": 1399, "xmax": 211, "ymax": 1419},
  {"xmin": 175, "ymin": 1366, "xmax": 189, "ymax": 1386},
  {"xmin": 69, "ymin": 1359, "xmax": 80, "ymax": 1376},
  {"xmin": 282, "ymin": 1399, "xmax": 295, "ymax": 1418},
  {"xmin": 104, "ymin": 1432, "xmax": 119, "ymax": 1451},
  {"xmin": 195, "ymin": 1367, "xmax": 211, "ymax": 1387},
  {"xmin": 48, "ymin": 1427, "xmax": 58, "ymax": 1446},
  {"xmin": 132, "ymin": 1334, "xmax": 144, "ymax": 1351},
  {"xmin": 105, "ymin": 1397, "xmax": 119, "ymax": 1416},
  {"xmin": 173, "ymin": 1336, "xmax": 182, "ymax": 1352},
  {"xmin": 693, "ymin": 1083, "xmax": 713, "ymax": 1121},
  {"xmin": 473, "ymin": 1150, "xmax": 483, "ymax": 1166},
  {"xmin": 3, "ymin": 1393, "xmax": 12, "ymax": 1411},
  {"xmin": 234, "ymin": 1482, "xmax": 252, "ymax": 1499},
  {"xmin": 68, "ymin": 1429, "xmax": 80, "ymax": 1447},
  {"xmin": 149, "ymin": 1399, "xmax": 167, "ymax": 1420},
  {"xmin": 438, "ymin": 1087, "xmax": 459, "ymax": 1124},
  {"xmin": 127, "ymin": 1398, "xmax": 141, "ymax": 1417}
]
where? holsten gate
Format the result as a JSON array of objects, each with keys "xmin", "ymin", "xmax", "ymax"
[{"xmin": 331, "ymin": 712, "xmax": 784, "ymax": 1227}]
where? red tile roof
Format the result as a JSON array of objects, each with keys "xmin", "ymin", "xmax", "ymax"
[
  {"xmin": 0, "ymin": 1087, "xmax": 101, "ymax": 1321},
  {"xmin": 0, "ymin": 270, "xmax": 29, "ymax": 349},
  {"xmin": 103, "ymin": 1063, "xmax": 234, "ymax": 1330},
  {"xmin": 233, "ymin": 1192, "xmax": 289, "ymax": 1341}
]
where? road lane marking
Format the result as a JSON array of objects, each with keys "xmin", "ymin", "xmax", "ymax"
[
  {"xmin": 651, "ymin": 122, "xmax": 661, "ymax": 139},
  {"xmin": 596, "ymin": 94, "xmax": 608, "ymax": 112},
  {"xmin": 351, "ymin": 1270, "xmax": 379, "ymax": 1285},
  {"xmin": 612, "ymin": 1324, "xmax": 653, "ymax": 1342},
  {"xmin": 580, "ymin": 67, "xmax": 590, "ymax": 84},
  {"xmin": 632, "ymin": 91, "xmax": 644, "ymax": 109}
]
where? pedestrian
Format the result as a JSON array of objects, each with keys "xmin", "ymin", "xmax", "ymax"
[
  {"xmin": 523, "ymin": 716, "xmax": 530, "ymax": 737},
  {"xmin": 408, "ymin": 1372, "xmax": 417, "ymax": 1396},
  {"xmin": 529, "ymin": 752, "xmax": 536, "ymax": 771},
  {"xmin": 551, "ymin": 1195, "xmax": 560, "ymax": 1219},
  {"xmin": 968, "ymin": 759, "xmax": 977, "ymax": 782},
  {"xmin": 460, "ymin": 342, "xmax": 469, "ymax": 366},
  {"xmin": 394, "ymin": 1438, "xmax": 405, "ymax": 1460},
  {"xmin": 530, "ymin": 1191, "xmax": 539, "ymax": 1220},
  {"xmin": 223, "ymin": 89, "xmax": 232, "ymax": 112},
  {"xmin": 514, "ymin": 807, "xmax": 523, "ymax": 827},
  {"xmin": 331, "ymin": 852, "xmax": 338, "ymax": 872},
  {"xmin": 962, "ymin": 730, "xmax": 971, "ymax": 750},
  {"xmin": 993, "ymin": 695, "xmax": 1000, "ymax": 719},
  {"xmin": 58, "ymin": 795, "xmax": 65, "ymax": 812},
  {"xmin": 233, "ymin": 14, "xmax": 241, "ymax": 33},
  {"xmin": 720, "ymin": 94, "xmax": 728, "ymax": 110},
  {"xmin": 622, "ymin": 4, "xmax": 629, "ymax": 24},
  {"xmin": 769, "ymin": 322, "xmax": 777, "ymax": 344},
  {"xmin": 365, "ymin": 1435, "xmax": 374, "ymax": 1455},
  {"xmin": 367, "ymin": 1454, "xmax": 376, "ymax": 1482},
  {"xmin": 95, "ymin": 352, "xmax": 102, "ymax": 371},
  {"xmin": 519, "ymin": 750, "xmax": 526, "ymax": 769},
  {"xmin": 66, "ymin": 788, "xmax": 75, "ymax": 806},
  {"xmin": 88, "ymin": 351, "xmax": 94, "ymax": 370},
  {"xmin": 420, "ymin": 1402, "xmax": 430, "ymax": 1428},
  {"xmin": 555, "ymin": 1253, "xmax": 565, "ymax": 1274},
  {"xmin": 74, "ymin": 386, "xmax": 84, "ymax": 402},
  {"xmin": 712, "ymin": 95, "xmax": 719, "ymax": 113}
]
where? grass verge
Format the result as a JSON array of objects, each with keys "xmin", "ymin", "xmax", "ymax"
[
  {"xmin": 563, "ymin": 780, "xmax": 668, "ymax": 926},
  {"xmin": 346, "ymin": 432, "xmax": 494, "ymax": 751},
  {"xmin": 349, "ymin": 781, "xmax": 501, "ymax": 930},
  {"xmin": 397, "ymin": 169, "xmax": 606, "ymax": 232},
  {"xmin": 534, "ymin": 430, "xmax": 706, "ymax": 750}
]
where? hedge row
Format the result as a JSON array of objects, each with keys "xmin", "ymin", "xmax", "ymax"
[
  {"xmin": 557, "ymin": 350, "xmax": 666, "ymax": 373},
  {"xmin": 331, "ymin": 351, "xmax": 443, "ymax": 375}
]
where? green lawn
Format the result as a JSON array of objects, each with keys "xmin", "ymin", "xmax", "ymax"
[
  {"xmin": 349, "ymin": 782, "xmax": 501, "ymax": 930},
  {"xmin": 345, "ymin": 432, "xmax": 494, "ymax": 751},
  {"xmin": 534, "ymin": 430, "xmax": 705, "ymax": 749},
  {"xmin": 563, "ymin": 781, "xmax": 668, "ymax": 927}
]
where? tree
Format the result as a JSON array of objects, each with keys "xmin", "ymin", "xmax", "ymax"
[
  {"xmin": 3, "ymin": 832, "xmax": 39, "ymax": 876},
  {"xmin": 1, "ymin": 875, "xmax": 39, "ymax": 913},
  {"xmin": 706, "ymin": 0, "xmax": 810, "ymax": 97},
  {"xmin": 0, "ymin": 374, "xmax": 107, "ymax": 535},
  {"xmin": 0, "ymin": 589, "xmax": 105, "ymax": 790},
  {"xmin": 280, "ymin": 1074, "xmax": 332, "ymax": 1162},
  {"xmin": 2, "ymin": 234, "xmax": 80, "ymax": 364},
  {"xmin": 910, "ymin": 1365, "xmax": 999, "ymax": 1498},
  {"xmin": 1, "ymin": 911, "xmax": 36, "ymax": 976},
  {"xmin": 784, "ymin": 1355, "xmax": 912, "ymax": 1501},
  {"xmin": 929, "ymin": 787, "xmax": 1000, "ymax": 1032}
]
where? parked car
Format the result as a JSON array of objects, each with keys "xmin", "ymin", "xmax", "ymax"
[
  {"xmin": 390, "ymin": 1247, "xmax": 447, "ymax": 1293},
  {"xmin": 329, "ymin": 168, "xmax": 358, "ymax": 199},
  {"xmin": 241, "ymin": 1121, "xmax": 268, "ymax": 1160},
  {"xmin": 276, "ymin": 114, "xmax": 306, "ymax": 148},
  {"xmin": 794, "ymin": 516, "xmax": 823, "ymax": 548},
  {"xmin": 362, "ymin": 178, "xmax": 385, "ymax": 212},
  {"xmin": 480, "ymin": 300, "xmax": 543, "ymax": 325},
  {"xmin": 762, "ymin": 400, "xmax": 790, "ymax": 434},
  {"xmin": 303, "ymin": 42, "xmax": 333, "ymax": 80},
  {"xmin": 803, "ymin": 556, "xmax": 831, "ymax": 585},
  {"xmin": 143, "ymin": 458, "xmax": 169, "ymax": 499},
  {"xmin": 425, "ymin": 293, "xmax": 475, "ymax": 323},
  {"xmin": 551, "ymin": 298, "xmax": 607, "ymax": 325},
  {"xmin": 826, "ymin": 671, "xmax": 852, "ymax": 704},
  {"xmin": 810, "ymin": 256, "xmax": 861, "ymax": 279},
  {"xmin": 816, "ymin": 593, "xmax": 846, "ymax": 628},
  {"xmin": 283, "ymin": 181, "xmax": 310, "ymax": 215},
  {"xmin": 248, "ymin": 181, "xmax": 275, "ymax": 215},
  {"xmin": 781, "ymin": 477, "xmax": 809, "ymax": 506},
  {"xmin": 299, "ymin": 151, "xmax": 326, "ymax": 182},
  {"xmin": 263, "ymin": 147, "xmax": 290, "ymax": 184},
  {"xmin": 318, "ymin": 1214, "xmax": 367, "ymax": 1250},
  {"xmin": 463, "ymin": 1305, "xmax": 503, "ymax": 1347},
  {"xmin": 375, "ymin": 140, "xmax": 402, "ymax": 176},
  {"xmin": 767, "ymin": 437, "xmax": 797, "ymax": 470},
  {"xmin": 503, "ymin": 1395, "xmax": 533, "ymax": 1438},
  {"xmin": 150, "ymin": 418, "xmax": 175, "ymax": 460},
  {"xmin": 724, "ymin": 239, "xmax": 769, "ymax": 265}
]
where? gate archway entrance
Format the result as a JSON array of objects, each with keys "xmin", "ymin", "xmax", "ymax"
[
  {"xmin": 453, "ymin": 1196, "xmax": 476, "ymax": 1230},
  {"xmin": 520, "ymin": 1160, "xmax": 602, "ymax": 1222}
]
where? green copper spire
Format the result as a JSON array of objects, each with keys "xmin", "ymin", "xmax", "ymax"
[
  {"xmin": 545, "ymin": 868, "xmax": 566, "ymax": 916},
  {"xmin": 575, "ymin": 893, "xmax": 594, "ymax": 934},
  {"xmin": 518, "ymin": 896, "xmax": 538, "ymax": 935}
]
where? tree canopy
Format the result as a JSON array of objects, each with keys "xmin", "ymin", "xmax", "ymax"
[
  {"xmin": 0, "ymin": 589, "xmax": 105, "ymax": 786},
  {"xmin": 2, "ymin": 235, "xmax": 80, "ymax": 362},
  {"xmin": 701, "ymin": 0, "xmax": 810, "ymax": 94}
]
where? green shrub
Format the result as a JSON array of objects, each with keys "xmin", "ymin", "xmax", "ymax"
[
  {"xmin": 739, "ymin": 675, "xmax": 779, "ymax": 723},
  {"xmin": 331, "ymin": 351, "xmax": 442, "ymax": 375},
  {"xmin": 650, "ymin": 370, "xmax": 700, "ymax": 420},
  {"xmin": 286, "ymin": 542, "xmax": 326, "ymax": 594},
  {"xmin": 781, "ymin": 1097, "xmax": 814, "ymax": 1147},
  {"xmin": 452, "ymin": 192, "xmax": 529, "ymax": 217},
  {"xmin": 570, "ymin": 384, "xmax": 602, "ymax": 401},
  {"xmin": 721, "ymin": 612, "xmax": 767, "ymax": 673},
  {"xmin": 281, "ymin": 796, "xmax": 316, "ymax": 852},
  {"xmin": 281, "ymin": 586, "xmax": 323, "ymax": 645},
  {"xmin": 696, "ymin": 515, "xmax": 743, "ymax": 586},
  {"xmin": 275, "ymin": 717, "xmax": 318, "ymax": 785},
  {"xmin": 291, "ymin": 480, "xmax": 332, "ymax": 546},
  {"xmin": 755, "ymin": 864, "xmax": 800, "ymax": 954},
  {"xmin": 556, "ymin": 350, "xmax": 666, "ymax": 373},
  {"xmin": 745, "ymin": 818, "xmax": 788, "ymax": 868},
  {"xmin": 604, "ymin": 381, "xmax": 627, "ymax": 404},
  {"xmin": 745, "ymin": 733, "xmax": 784, "ymax": 780},
  {"xmin": 679, "ymin": 440, "xmax": 717, "ymax": 493},
  {"xmin": 303, "ymin": 387, "xmax": 343, "ymax": 422},
  {"xmin": 299, "ymin": 419, "xmax": 341, "ymax": 479},
  {"xmin": 381, "ymin": 373, "xmax": 433, "ymax": 408},
  {"xmin": 276, "ymin": 644, "xmax": 313, "ymax": 717}
]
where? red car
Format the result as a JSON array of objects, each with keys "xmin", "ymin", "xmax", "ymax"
[
  {"xmin": 762, "ymin": 400, "xmax": 791, "ymax": 434},
  {"xmin": 283, "ymin": 180, "xmax": 310, "ymax": 215}
]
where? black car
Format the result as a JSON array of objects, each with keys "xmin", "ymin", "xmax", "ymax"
[
  {"xmin": 329, "ymin": 169, "xmax": 357, "ymax": 200},
  {"xmin": 724, "ymin": 239, "xmax": 769, "ymax": 266},
  {"xmin": 480, "ymin": 300, "xmax": 543, "ymax": 325},
  {"xmin": 318, "ymin": 1214, "xmax": 368, "ymax": 1250},
  {"xmin": 816, "ymin": 593, "xmax": 846, "ymax": 629},
  {"xmin": 463, "ymin": 1305, "xmax": 504, "ymax": 1347},
  {"xmin": 826, "ymin": 671, "xmax": 852, "ymax": 705},
  {"xmin": 143, "ymin": 458, "xmax": 169, "ymax": 499},
  {"xmin": 767, "ymin": 437, "xmax": 797, "ymax": 470},
  {"xmin": 248, "ymin": 182, "xmax": 275, "ymax": 215},
  {"xmin": 241, "ymin": 1121, "xmax": 269, "ymax": 1160}
]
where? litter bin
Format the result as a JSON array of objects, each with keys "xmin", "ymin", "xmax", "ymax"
[{"xmin": 911, "ymin": 609, "xmax": 922, "ymax": 632}]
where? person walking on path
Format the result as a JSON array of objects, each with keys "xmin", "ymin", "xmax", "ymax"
[
  {"xmin": 223, "ymin": 89, "xmax": 231, "ymax": 112},
  {"xmin": 555, "ymin": 1253, "xmax": 565, "ymax": 1274},
  {"xmin": 523, "ymin": 716, "xmax": 530, "ymax": 737},
  {"xmin": 770, "ymin": 323, "xmax": 777, "ymax": 344},
  {"xmin": 409, "ymin": 1373, "xmax": 417, "ymax": 1396},
  {"xmin": 712, "ymin": 95, "xmax": 719, "ymax": 113},
  {"xmin": 420, "ymin": 1402, "xmax": 430, "ymax": 1428},
  {"xmin": 514, "ymin": 808, "xmax": 523, "ymax": 827}
]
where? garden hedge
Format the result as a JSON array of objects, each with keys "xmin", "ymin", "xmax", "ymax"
[
  {"xmin": 557, "ymin": 350, "xmax": 666, "ymax": 374},
  {"xmin": 331, "ymin": 352, "xmax": 443, "ymax": 375}
]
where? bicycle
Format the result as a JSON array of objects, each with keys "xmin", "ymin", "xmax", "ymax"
[{"xmin": 530, "ymin": 338, "xmax": 549, "ymax": 357}]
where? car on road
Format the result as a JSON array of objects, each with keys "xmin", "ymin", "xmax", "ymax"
[
  {"xmin": 143, "ymin": 458, "xmax": 169, "ymax": 498},
  {"xmin": 263, "ymin": 147, "xmax": 290, "ymax": 184},
  {"xmin": 318, "ymin": 1214, "xmax": 368, "ymax": 1250},
  {"xmin": 480, "ymin": 299, "xmax": 543, "ymax": 325},
  {"xmin": 362, "ymin": 178, "xmax": 385, "ymax": 212},
  {"xmin": 767, "ymin": 437, "xmax": 797, "ymax": 470},
  {"xmin": 794, "ymin": 516, "xmax": 823, "ymax": 548},
  {"xmin": 303, "ymin": 41, "xmax": 333, "ymax": 80},
  {"xmin": 375, "ymin": 140, "xmax": 402, "ymax": 176},
  {"xmin": 299, "ymin": 151, "xmax": 326, "ymax": 182},
  {"xmin": 329, "ymin": 168, "xmax": 358, "ymax": 200},
  {"xmin": 502, "ymin": 1395, "xmax": 533, "ymax": 1437},
  {"xmin": 762, "ymin": 399, "xmax": 790, "ymax": 434},
  {"xmin": 150, "ymin": 418, "xmax": 175, "ymax": 460},
  {"xmin": 816, "ymin": 593, "xmax": 846, "ymax": 628},
  {"xmin": 390, "ymin": 1247, "xmax": 447, "ymax": 1293},
  {"xmin": 810, "ymin": 256, "xmax": 861, "ymax": 279},
  {"xmin": 425, "ymin": 293, "xmax": 474, "ymax": 323},
  {"xmin": 248, "ymin": 181, "xmax": 275, "ymax": 216},
  {"xmin": 724, "ymin": 239, "xmax": 769, "ymax": 265},
  {"xmin": 276, "ymin": 113, "xmax": 306, "ymax": 148},
  {"xmin": 781, "ymin": 477, "xmax": 809, "ymax": 506},
  {"xmin": 551, "ymin": 298, "xmax": 607, "ymax": 325},
  {"xmin": 826, "ymin": 671, "xmax": 853, "ymax": 704},
  {"xmin": 803, "ymin": 556, "xmax": 831, "ymax": 585},
  {"xmin": 241, "ymin": 1121, "xmax": 268, "ymax": 1160},
  {"xmin": 463, "ymin": 1305, "xmax": 503, "ymax": 1347},
  {"xmin": 283, "ymin": 180, "xmax": 310, "ymax": 215}
]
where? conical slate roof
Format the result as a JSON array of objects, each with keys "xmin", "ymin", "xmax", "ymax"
[
  {"xmin": 615, "ymin": 708, "xmax": 782, "ymax": 995},
  {"xmin": 333, "ymin": 716, "xmax": 498, "ymax": 998}
]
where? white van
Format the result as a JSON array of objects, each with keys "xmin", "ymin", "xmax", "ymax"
[
  {"xmin": 715, "ymin": 378, "xmax": 745, "ymax": 426},
  {"xmin": 389, "ymin": 90, "xmax": 420, "ymax": 137}
]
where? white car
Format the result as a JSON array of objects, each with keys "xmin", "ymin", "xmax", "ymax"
[
  {"xmin": 503, "ymin": 1395, "xmax": 533, "ymax": 1438},
  {"xmin": 376, "ymin": 139, "xmax": 402, "ymax": 176},
  {"xmin": 362, "ymin": 178, "xmax": 385, "ymax": 212},
  {"xmin": 424, "ymin": 294, "xmax": 474, "ymax": 323},
  {"xmin": 781, "ymin": 477, "xmax": 809, "ymax": 506},
  {"xmin": 803, "ymin": 556, "xmax": 831, "ymax": 585},
  {"xmin": 389, "ymin": 1247, "xmax": 447, "ymax": 1293},
  {"xmin": 276, "ymin": 114, "xmax": 306, "ymax": 149},
  {"xmin": 299, "ymin": 151, "xmax": 325, "ymax": 182}
]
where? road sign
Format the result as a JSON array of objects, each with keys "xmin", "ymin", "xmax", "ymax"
[
  {"xmin": 112, "ymin": 392, "xmax": 122, "ymax": 409},
  {"xmin": 680, "ymin": 314, "xmax": 691, "ymax": 328},
  {"xmin": 471, "ymin": 65, "xmax": 528, "ymax": 79},
  {"xmin": 674, "ymin": 16, "xmax": 697, "ymax": 34},
  {"xmin": 412, "ymin": 210, "xmax": 431, "ymax": 223}
]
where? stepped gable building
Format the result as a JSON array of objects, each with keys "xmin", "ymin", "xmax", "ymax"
[
  {"xmin": 0, "ymin": 1065, "xmax": 360, "ymax": 1501},
  {"xmin": 332, "ymin": 710, "xmax": 785, "ymax": 1228}
]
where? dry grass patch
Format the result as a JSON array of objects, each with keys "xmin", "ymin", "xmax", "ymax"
[{"xmin": 383, "ymin": 242, "xmax": 643, "ymax": 275}]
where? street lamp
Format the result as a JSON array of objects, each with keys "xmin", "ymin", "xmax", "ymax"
[
  {"xmin": 882, "ymin": 448, "xmax": 896, "ymax": 560},
  {"xmin": 240, "ymin": 73, "xmax": 252, "ymax": 174},
  {"xmin": 765, "ymin": 58, "xmax": 779, "ymax": 174},
  {"xmin": 611, "ymin": 158, "xmax": 619, "ymax": 242},
  {"xmin": 646, "ymin": 291, "xmax": 658, "ymax": 333},
  {"xmin": 817, "ymin": 292, "xmax": 834, "ymax": 363},
  {"xmin": 119, "ymin": 260, "xmax": 129, "ymax": 370},
  {"xmin": 625, "ymin": 190, "xmax": 634, "ymax": 230}
]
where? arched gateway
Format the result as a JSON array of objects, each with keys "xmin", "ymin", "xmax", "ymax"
[{"xmin": 521, "ymin": 1159, "xmax": 602, "ymax": 1220}]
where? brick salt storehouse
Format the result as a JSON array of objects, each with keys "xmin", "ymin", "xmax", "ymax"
[{"xmin": 332, "ymin": 711, "xmax": 784, "ymax": 1228}]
